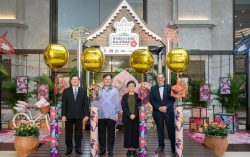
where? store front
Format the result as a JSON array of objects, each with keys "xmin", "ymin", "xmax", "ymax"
[{"xmin": 81, "ymin": 0, "xmax": 164, "ymax": 84}]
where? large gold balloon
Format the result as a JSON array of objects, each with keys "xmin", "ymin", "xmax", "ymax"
[
  {"xmin": 81, "ymin": 48, "xmax": 105, "ymax": 72},
  {"xmin": 166, "ymin": 48, "xmax": 189, "ymax": 73},
  {"xmin": 44, "ymin": 44, "xmax": 69, "ymax": 69},
  {"xmin": 130, "ymin": 49, "xmax": 154, "ymax": 74}
]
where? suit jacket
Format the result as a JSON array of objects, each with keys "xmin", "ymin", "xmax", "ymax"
[
  {"xmin": 61, "ymin": 87, "xmax": 90, "ymax": 119},
  {"xmin": 149, "ymin": 83, "xmax": 175, "ymax": 116},
  {"xmin": 121, "ymin": 93, "xmax": 141, "ymax": 124}
]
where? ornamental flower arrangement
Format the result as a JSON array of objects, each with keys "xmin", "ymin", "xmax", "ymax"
[
  {"xmin": 138, "ymin": 83, "xmax": 150, "ymax": 103},
  {"xmin": 204, "ymin": 122, "xmax": 229, "ymax": 156},
  {"xmin": 204, "ymin": 122, "xmax": 229, "ymax": 137},
  {"xmin": 51, "ymin": 76, "xmax": 65, "ymax": 106},
  {"xmin": 14, "ymin": 123, "xmax": 40, "ymax": 157},
  {"xmin": 15, "ymin": 123, "xmax": 39, "ymax": 137},
  {"xmin": 87, "ymin": 84, "xmax": 101, "ymax": 98}
]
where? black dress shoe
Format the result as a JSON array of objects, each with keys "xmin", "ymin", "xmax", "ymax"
[
  {"xmin": 172, "ymin": 149, "xmax": 175, "ymax": 154},
  {"xmin": 155, "ymin": 147, "xmax": 164, "ymax": 153},
  {"xmin": 108, "ymin": 151, "xmax": 113, "ymax": 156},
  {"xmin": 76, "ymin": 149, "xmax": 83, "ymax": 154},
  {"xmin": 65, "ymin": 149, "xmax": 72, "ymax": 155},
  {"xmin": 126, "ymin": 150, "xmax": 132, "ymax": 156},
  {"xmin": 132, "ymin": 150, "xmax": 137, "ymax": 157},
  {"xmin": 99, "ymin": 150, "xmax": 106, "ymax": 155}
]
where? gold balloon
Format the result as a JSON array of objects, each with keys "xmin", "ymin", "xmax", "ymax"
[
  {"xmin": 130, "ymin": 49, "xmax": 154, "ymax": 74},
  {"xmin": 81, "ymin": 48, "xmax": 105, "ymax": 72},
  {"xmin": 166, "ymin": 48, "xmax": 189, "ymax": 73},
  {"xmin": 44, "ymin": 44, "xmax": 69, "ymax": 69}
]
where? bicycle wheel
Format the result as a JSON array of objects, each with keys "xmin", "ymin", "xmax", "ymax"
[
  {"xmin": 12, "ymin": 113, "xmax": 30, "ymax": 128},
  {"xmin": 45, "ymin": 114, "xmax": 50, "ymax": 131}
]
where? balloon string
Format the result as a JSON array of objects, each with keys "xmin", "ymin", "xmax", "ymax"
[
  {"xmin": 92, "ymin": 72, "xmax": 95, "ymax": 85},
  {"xmin": 141, "ymin": 74, "xmax": 144, "ymax": 86}
]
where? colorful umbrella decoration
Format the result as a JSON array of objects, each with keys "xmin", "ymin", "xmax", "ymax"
[
  {"xmin": 0, "ymin": 32, "xmax": 15, "ymax": 54},
  {"xmin": 234, "ymin": 33, "xmax": 250, "ymax": 55}
]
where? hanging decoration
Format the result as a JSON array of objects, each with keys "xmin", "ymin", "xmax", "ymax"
[
  {"xmin": 44, "ymin": 43, "xmax": 69, "ymax": 157},
  {"xmin": 219, "ymin": 77, "xmax": 231, "ymax": 94},
  {"xmin": 166, "ymin": 48, "xmax": 189, "ymax": 157},
  {"xmin": 16, "ymin": 76, "xmax": 28, "ymax": 94},
  {"xmin": 166, "ymin": 48, "xmax": 189, "ymax": 74},
  {"xmin": 130, "ymin": 49, "xmax": 154, "ymax": 74},
  {"xmin": 130, "ymin": 49, "xmax": 154, "ymax": 157},
  {"xmin": 81, "ymin": 47, "xmax": 105, "ymax": 157},
  {"xmin": 199, "ymin": 84, "xmax": 210, "ymax": 102},
  {"xmin": 171, "ymin": 78, "xmax": 188, "ymax": 98},
  {"xmin": 38, "ymin": 84, "xmax": 49, "ymax": 101},
  {"xmin": 44, "ymin": 44, "xmax": 69, "ymax": 70}
]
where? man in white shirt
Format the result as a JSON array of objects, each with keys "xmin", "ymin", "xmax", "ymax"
[{"xmin": 149, "ymin": 73, "xmax": 176, "ymax": 154}]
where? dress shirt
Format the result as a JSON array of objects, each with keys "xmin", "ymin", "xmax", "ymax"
[
  {"xmin": 158, "ymin": 84, "xmax": 164, "ymax": 100},
  {"xmin": 93, "ymin": 86, "xmax": 120, "ymax": 120}
]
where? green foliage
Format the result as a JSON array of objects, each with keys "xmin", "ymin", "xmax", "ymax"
[
  {"xmin": 15, "ymin": 123, "xmax": 39, "ymax": 137},
  {"xmin": 213, "ymin": 75, "xmax": 246, "ymax": 113},
  {"xmin": 147, "ymin": 70, "xmax": 157, "ymax": 84},
  {"xmin": 69, "ymin": 67, "xmax": 78, "ymax": 78},
  {"xmin": 188, "ymin": 79, "xmax": 207, "ymax": 107},
  {"xmin": 2, "ymin": 78, "xmax": 31, "ymax": 112},
  {"xmin": 0, "ymin": 63, "xmax": 9, "ymax": 79},
  {"xmin": 204, "ymin": 122, "xmax": 228, "ymax": 137}
]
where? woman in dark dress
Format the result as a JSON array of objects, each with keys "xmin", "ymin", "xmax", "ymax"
[{"xmin": 122, "ymin": 80, "xmax": 141, "ymax": 156}]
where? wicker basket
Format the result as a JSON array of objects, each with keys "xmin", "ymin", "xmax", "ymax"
[{"xmin": 39, "ymin": 106, "xmax": 49, "ymax": 114}]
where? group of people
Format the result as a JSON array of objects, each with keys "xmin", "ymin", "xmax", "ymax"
[{"xmin": 61, "ymin": 73, "xmax": 176, "ymax": 156}]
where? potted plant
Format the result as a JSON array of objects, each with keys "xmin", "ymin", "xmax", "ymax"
[
  {"xmin": 204, "ymin": 122, "xmax": 229, "ymax": 156},
  {"xmin": 2, "ymin": 78, "xmax": 31, "ymax": 129},
  {"xmin": 214, "ymin": 75, "xmax": 245, "ymax": 113},
  {"xmin": 213, "ymin": 75, "xmax": 245, "ymax": 133},
  {"xmin": 14, "ymin": 123, "xmax": 40, "ymax": 157}
]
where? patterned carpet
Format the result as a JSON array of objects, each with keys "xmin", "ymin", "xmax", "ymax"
[
  {"xmin": 0, "ymin": 129, "xmax": 63, "ymax": 144},
  {"xmin": 185, "ymin": 130, "xmax": 250, "ymax": 144}
]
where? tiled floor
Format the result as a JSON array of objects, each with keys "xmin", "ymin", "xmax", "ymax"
[
  {"xmin": 0, "ymin": 151, "xmax": 250, "ymax": 157},
  {"xmin": 1, "ymin": 129, "xmax": 250, "ymax": 157}
]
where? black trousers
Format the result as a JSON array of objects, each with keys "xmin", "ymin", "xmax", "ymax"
[
  {"xmin": 65, "ymin": 119, "xmax": 82, "ymax": 150},
  {"xmin": 98, "ymin": 119, "xmax": 116, "ymax": 152},
  {"xmin": 153, "ymin": 110, "xmax": 175, "ymax": 152}
]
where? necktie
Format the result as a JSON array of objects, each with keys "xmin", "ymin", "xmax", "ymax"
[{"xmin": 74, "ymin": 88, "xmax": 77, "ymax": 100}]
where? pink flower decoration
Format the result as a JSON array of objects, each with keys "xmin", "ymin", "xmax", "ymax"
[{"xmin": 130, "ymin": 40, "xmax": 137, "ymax": 47}]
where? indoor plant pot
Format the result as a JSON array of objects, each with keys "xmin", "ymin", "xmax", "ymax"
[
  {"xmin": 204, "ymin": 122, "xmax": 228, "ymax": 156},
  {"xmin": 204, "ymin": 135, "xmax": 228, "ymax": 157},
  {"xmin": 14, "ymin": 136, "xmax": 39, "ymax": 157},
  {"xmin": 14, "ymin": 123, "xmax": 40, "ymax": 157}
]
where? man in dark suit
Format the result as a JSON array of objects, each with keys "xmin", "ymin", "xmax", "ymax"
[
  {"xmin": 149, "ymin": 73, "xmax": 176, "ymax": 154},
  {"xmin": 61, "ymin": 75, "xmax": 89, "ymax": 155}
]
